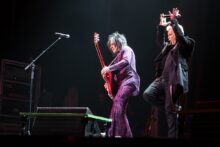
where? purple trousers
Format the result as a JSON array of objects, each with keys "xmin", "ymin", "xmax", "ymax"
[{"xmin": 108, "ymin": 84, "xmax": 135, "ymax": 138}]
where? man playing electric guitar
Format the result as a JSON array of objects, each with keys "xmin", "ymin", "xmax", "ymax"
[{"xmin": 100, "ymin": 32, "xmax": 140, "ymax": 138}]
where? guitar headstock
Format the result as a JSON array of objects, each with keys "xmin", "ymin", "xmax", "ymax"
[{"xmin": 94, "ymin": 32, "xmax": 100, "ymax": 44}]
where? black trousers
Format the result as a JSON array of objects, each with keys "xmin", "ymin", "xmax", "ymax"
[{"xmin": 143, "ymin": 77, "xmax": 178, "ymax": 138}]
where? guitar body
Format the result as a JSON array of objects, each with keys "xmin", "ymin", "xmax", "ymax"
[
  {"xmin": 105, "ymin": 72, "xmax": 117, "ymax": 99},
  {"xmin": 94, "ymin": 32, "xmax": 117, "ymax": 99}
]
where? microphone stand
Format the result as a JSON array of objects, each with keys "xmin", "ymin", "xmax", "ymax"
[{"xmin": 24, "ymin": 36, "xmax": 62, "ymax": 135}]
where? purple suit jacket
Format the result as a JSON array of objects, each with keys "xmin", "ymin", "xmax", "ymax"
[{"xmin": 108, "ymin": 46, "xmax": 140, "ymax": 96}]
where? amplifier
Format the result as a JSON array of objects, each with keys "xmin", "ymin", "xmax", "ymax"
[
  {"xmin": 0, "ymin": 59, "xmax": 41, "ymax": 116},
  {"xmin": 0, "ymin": 59, "xmax": 41, "ymax": 100}
]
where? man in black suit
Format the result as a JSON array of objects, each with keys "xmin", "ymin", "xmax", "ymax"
[{"xmin": 143, "ymin": 8, "xmax": 195, "ymax": 138}]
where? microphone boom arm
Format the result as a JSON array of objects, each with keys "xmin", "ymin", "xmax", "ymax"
[{"xmin": 23, "ymin": 35, "xmax": 64, "ymax": 135}]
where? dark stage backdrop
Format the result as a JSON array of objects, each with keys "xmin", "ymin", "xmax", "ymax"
[{"xmin": 1, "ymin": 0, "xmax": 220, "ymax": 136}]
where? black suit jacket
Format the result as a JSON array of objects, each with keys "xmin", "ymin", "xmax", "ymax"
[{"xmin": 155, "ymin": 19, "xmax": 195, "ymax": 100}]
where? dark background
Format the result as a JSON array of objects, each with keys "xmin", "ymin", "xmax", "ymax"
[{"xmin": 1, "ymin": 0, "xmax": 220, "ymax": 136}]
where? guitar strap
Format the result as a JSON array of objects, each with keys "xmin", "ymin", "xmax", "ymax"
[{"xmin": 108, "ymin": 51, "xmax": 120, "ymax": 66}]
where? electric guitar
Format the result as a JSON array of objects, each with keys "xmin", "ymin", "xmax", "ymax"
[{"xmin": 94, "ymin": 32, "xmax": 115, "ymax": 99}]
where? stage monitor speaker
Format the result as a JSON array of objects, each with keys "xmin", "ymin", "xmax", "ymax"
[{"xmin": 29, "ymin": 107, "xmax": 101, "ymax": 136}]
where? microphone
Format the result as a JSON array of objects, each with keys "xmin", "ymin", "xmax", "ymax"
[{"xmin": 55, "ymin": 32, "xmax": 70, "ymax": 39}]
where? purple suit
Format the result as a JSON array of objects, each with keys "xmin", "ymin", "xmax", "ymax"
[{"xmin": 107, "ymin": 45, "xmax": 140, "ymax": 138}]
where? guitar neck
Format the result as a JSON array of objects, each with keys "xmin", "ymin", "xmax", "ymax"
[{"xmin": 94, "ymin": 43, "xmax": 106, "ymax": 68}]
